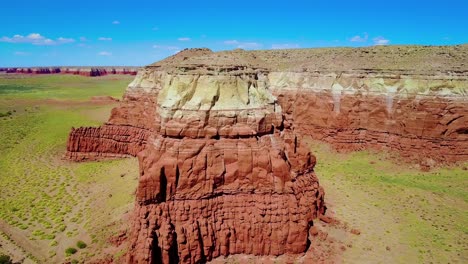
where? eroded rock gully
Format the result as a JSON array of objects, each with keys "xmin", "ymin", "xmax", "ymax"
[{"xmin": 66, "ymin": 46, "xmax": 468, "ymax": 263}]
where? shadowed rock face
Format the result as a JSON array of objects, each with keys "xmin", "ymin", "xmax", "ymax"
[{"xmin": 66, "ymin": 45, "xmax": 467, "ymax": 262}]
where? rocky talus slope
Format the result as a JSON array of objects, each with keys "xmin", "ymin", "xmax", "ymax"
[{"xmin": 66, "ymin": 45, "xmax": 467, "ymax": 262}]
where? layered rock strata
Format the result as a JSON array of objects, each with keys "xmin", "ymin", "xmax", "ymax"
[
  {"xmin": 67, "ymin": 47, "xmax": 468, "ymax": 164},
  {"xmin": 66, "ymin": 45, "xmax": 467, "ymax": 262},
  {"xmin": 269, "ymin": 70, "xmax": 468, "ymax": 164},
  {"xmin": 120, "ymin": 57, "xmax": 326, "ymax": 263},
  {"xmin": 66, "ymin": 88, "xmax": 157, "ymax": 161}
]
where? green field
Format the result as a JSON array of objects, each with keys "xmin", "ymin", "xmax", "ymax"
[
  {"xmin": 0, "ymin": 74, "xmax": 138, "ymax": 263},
  {"xmin": 0, "ymin": 74, "xmax": 131, "ymax": 101},
  {"xmin": 0, "ymin": 74, "xmax": 466, "ymax": 264},
  {"xmin": 308, "ymin": 140, "xmax": 468, "ymax": 263}
]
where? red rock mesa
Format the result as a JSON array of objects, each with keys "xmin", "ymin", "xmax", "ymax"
[{"xmin": 66, "ymin": 45, "xmax": 468, "ymax": 262}]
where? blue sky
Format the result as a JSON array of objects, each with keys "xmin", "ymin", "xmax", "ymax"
[{"xmin": 1, "ymin": 0, "xmax": 467, "ymax": 66}]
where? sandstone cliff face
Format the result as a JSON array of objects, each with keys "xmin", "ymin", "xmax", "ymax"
[
  {"xmin": 69, "ymin": 66, "xmax": 467, "ymax": 164},
  {"xmin": 66, "ymin": 75, "xmax": 159, "ymax": 161},
  {"xmin": 268, "ymin": 71, "xmax": 468, "ymax": 164},
  {"xmin": 122, "ymin": 62, "xmax": 325, "ymax": 263},
  {"xmin": 66, "ymin": 90, "xmax": 155, "ymax": 161},
  {"xmin": 65, "ymin": 46, "xmax": 467, "ymax": 262}
]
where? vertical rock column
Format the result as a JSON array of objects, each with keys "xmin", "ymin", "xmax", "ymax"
[{"xmin": 127, "ymin": 70, "xmax": 326, "ymax": 264}]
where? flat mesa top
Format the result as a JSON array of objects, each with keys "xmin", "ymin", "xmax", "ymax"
[{"xmin": 148, "ymin": 45, "xmax": 468, "ymax": 74}]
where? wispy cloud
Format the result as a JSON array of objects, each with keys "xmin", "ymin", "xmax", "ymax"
[
  {"xmin": 224, "ymin": 40, "xmax": 262, "ymax": 49},
  {"xmin": 98, "ymin": 51, "xmax": 112, "ymax": 56},
  {"xmin": 0, "ymin": 33, "xmax": 75, "ymax": 45},
  {"xmin": 238, "ymin": 42, "xmax": 262, "ymax": 49},
  {"xmin": 57, "ymin": 37, "xmax": 75, "ymax": 44},
  {"xmin": 224, "ymin": 40, "xmax": 239, "ymax": 45},
  {"xmin": 14, "ymin": 51, "xmax": 29, "ymax": 56},
  {"xmin": 112, "ymin": 20, "xmax": 120, "ymax": 25},
  {"xmin": 153, "ymin": 45, "xmax": 180, "ymax": 51},
  {"xmin": 373, "ymin": 36, "xmax": 390, "ymax": 45},
  {"xmin": 350, "ymin": 33, "xmax": 369, "ymax": 42},
  {"xmin": 178, "ymin": 37, "xmax": 191, "ymax": 41},
  {"xmin": 98, "ymin": 37, "xmax": 112, "ymax": 41},
  {"xmin": 271, "ymin": 43, "xmax": 300, "ymax": 49},
  {"xmin": 152, "ymin": 27, "xmax": 159, "ymax": 31},
  {"xmin": 79, "ymin": 37, "xmax": 87, "ymax": 42}
]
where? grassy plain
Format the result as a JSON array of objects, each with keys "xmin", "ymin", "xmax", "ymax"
[
  {"xmin": 0, "ymin": 74, "xmax": 138, "ymax": 263},
  {"xmin": 307, "ymin": 140, "xmax": 468, "ymax": 264}
]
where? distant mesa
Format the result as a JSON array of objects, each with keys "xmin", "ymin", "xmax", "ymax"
[{"xmin": 0, "ymin": 67, "xmax": 138, "ymax": 76}]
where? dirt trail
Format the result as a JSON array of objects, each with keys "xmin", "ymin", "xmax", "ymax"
[{"xmin": 0, "ymin": 221, "xmax": 43, "ymax": 262}]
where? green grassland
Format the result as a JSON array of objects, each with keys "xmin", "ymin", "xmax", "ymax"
[
  {"xmin": 0, "ymin": 74, "xmax": 138, "ymax": 263},
  {"xmin": 307, "ymin": 140, "xmax": 468, "ymax": 263},
  {"xmin": 0, "ymin": 74, "xmax": 132, "ymax": 101}
]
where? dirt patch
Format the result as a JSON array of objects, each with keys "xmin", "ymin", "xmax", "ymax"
[{"xmin": 0, "ymin": 231, "xmax": 36, "ymax": 264}]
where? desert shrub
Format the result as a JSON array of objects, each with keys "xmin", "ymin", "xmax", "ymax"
[
  {"xmin": 0, "ymin": 254, "xmax": 12, "ymax": 264},
  {"xmin": 77, "ymin": 240, "xmax": 87, "ymax": 249},
  {"xmin": 65, "ymin": 247, "xmax": 77, "ymax": 256},
  {"xmin": 0, "ymin": 111, "xmax": 12, "ymax": 118}
]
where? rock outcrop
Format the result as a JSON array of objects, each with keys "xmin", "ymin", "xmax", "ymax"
[
  {"xmin": 66, "ymin": 88, "xmax": 157, "ymax": 161},
  {"xmin": 126, "ymin": 53, "xmax": 325, "ymax": 263},
  {"xmin": 269, "ymin": 70, "xmax": 468, "ymax": 164},
  {"xmin": 66, "ymin": 45, "xmax": 467, "ymax": 262}
]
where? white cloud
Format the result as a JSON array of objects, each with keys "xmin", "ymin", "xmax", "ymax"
[
  {"xmin": 28, "ymin": 33, "xmax": 42, "ymax": 40},
  {"xmin": 237, "ymin": 42, "xmax": 262, "ymax": 49},
  {"xmin": 224, "ymin": 40, "xmax": 262, "ymax": 49},
  {"xmin": 223, "ymin": 40, "xmax": 239, "ymax": 45},
  {"xmin": 14, "ymin": 51, "xmax": 29, "ymax": 56},
  {"xmin": 153, "ymin": 45, "xmax": 180, "ymax": 50},
  {"xmin": 178, "ymin": 37, "xmax": 191, "ymax": 41},
  {"xmin": 57, "ymin": 37, "xmax": 75, "ymax": 44},
  {"xmin": 42, "ymin": 39, "xmax": 55, "ymax": 45},
  {"xmin": 112, "ymin": 20, "xmax": 120, "ymax": 25},
  {"xmin": 271, "ymin": 43, "xmax": 300, "ymax": 49},
  {"xmin": 79, "ymin": 37, "xmax": 87, "ymax": 42},
  {"xmin": 373, "ymin": 36, "xmax": 390, "ymax": 45},
  {"xmin": 350, "ymin": 33, "xmax": 369, "ymax": 42},
  {"xmin": 98, "ymin": 51, "xmax": 112, "ymax": 56},
  {"xmin": 98, "ymin": 37, "xmax": 112, "ymax": 41},
  {"xmin": 0, "ymin": 33, "xmax": 75, "ymax": 45}
]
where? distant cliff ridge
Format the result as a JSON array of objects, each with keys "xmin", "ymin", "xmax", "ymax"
[{"xmin": 0, "ymin": 67, "xmax": 139, "ymax": 76}]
